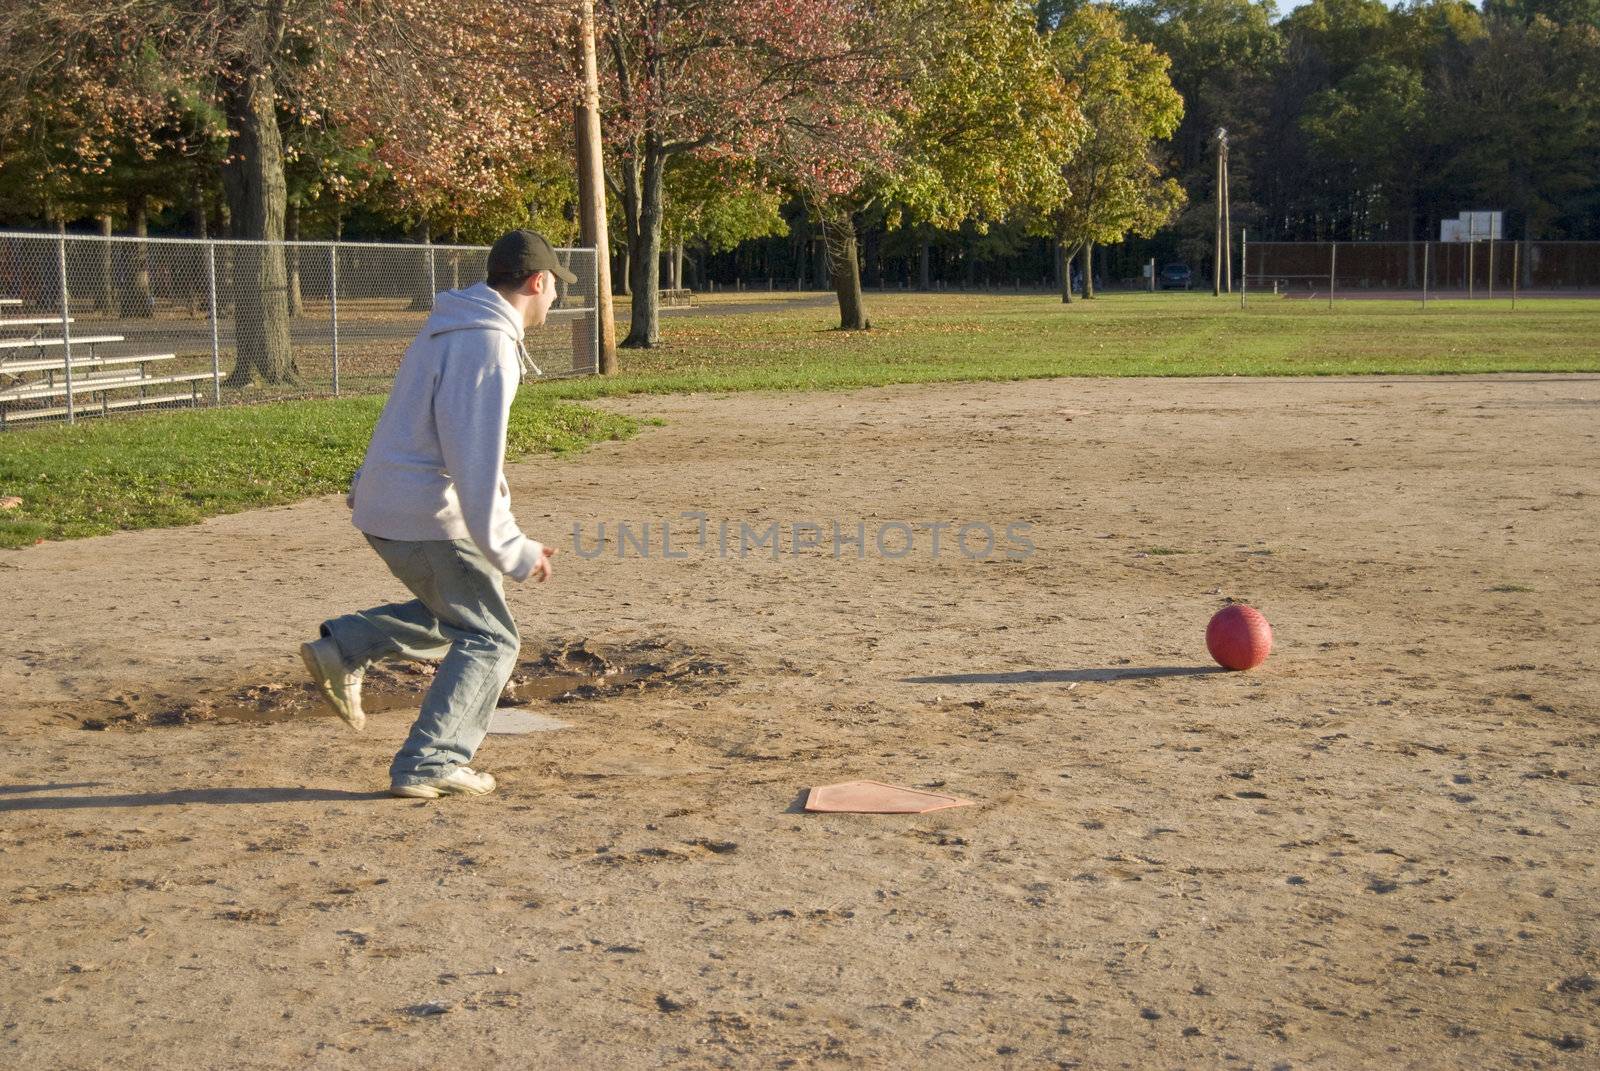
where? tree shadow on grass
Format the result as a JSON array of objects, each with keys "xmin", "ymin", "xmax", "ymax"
[
  {"xmin": 902, "ymin": 665, "xmax": 1228, "ymax": 686},
  {"xmin": 0, "ymin": 786, "xmax": 393, "ymax": 812}
]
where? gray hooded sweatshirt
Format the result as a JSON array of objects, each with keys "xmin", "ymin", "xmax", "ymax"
[{"xmin": 349, "ymin": 282, "xmax": 545, "ymax": 581}]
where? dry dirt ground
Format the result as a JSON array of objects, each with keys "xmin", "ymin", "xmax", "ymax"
[{"xmin": 2, "ymin": 374, "xmax": 1598, "ymax": 1070}]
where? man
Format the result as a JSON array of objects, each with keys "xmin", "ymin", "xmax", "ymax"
[{"xmin": 301, "ymin": 230, "xmax": 576, "ymax": 799}]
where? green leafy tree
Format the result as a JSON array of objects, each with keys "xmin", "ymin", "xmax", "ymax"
[
  {"xmin": 783, "ymin": 0, "xmax": 1081, "ymax": 329},
  {"xmin": 1431, "ymin": 14, "xmax": 1600, "ymax": 238},
  {"xmin": 662, "ymin": 158, "xmax": 788, "ymax": 289},
  {"xmin": 1042, "ymin": 4, "xmax": 1185, "ymax": 301},
  {"xmin": 1300, "ymin": 61, "xmax": 1427, "ymax": 241},
  {"xmin": 1484, "ymin": 0, "xmax": 1600, "ymax": 29}
]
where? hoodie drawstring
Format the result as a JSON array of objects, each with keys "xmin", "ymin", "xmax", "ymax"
[{"xmin": 516, "ymin": 339, "xmax": 542, "ymax": 379}]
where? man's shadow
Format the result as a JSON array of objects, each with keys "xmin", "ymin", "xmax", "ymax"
[
  {"xmin": 0, "ymin": 785, "xmax": 392, "ymax": 813},
  {"xmin": 902, "ymin": 665, "xmax": 1227, "ymax": 686}
]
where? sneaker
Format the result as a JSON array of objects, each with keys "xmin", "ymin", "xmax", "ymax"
[
  {"xmin": 390, "ymin": 767, "xmax": 497, "ymax": 799},
  {"xmin": 300, "ymin": 637, "xmax": 365, "ymax": 732}
]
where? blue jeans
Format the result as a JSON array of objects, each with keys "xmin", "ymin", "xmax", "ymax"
[{"xmin": 322, "ymin": 534, "xmax": 521, "ymax": 786}]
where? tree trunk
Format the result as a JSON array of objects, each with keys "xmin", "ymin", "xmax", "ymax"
[
  {"xmin": 673, "ymin": 242, "xmax": 685, "ymax": 291},
  {"xmin": 192, "ymin": 180, "xmax": 208, "ymax": 239},
  {"xmin": 285, "ymin": 200, "xmax": 303, "ymax": 318},
  {"xmin": 95, "ymin": 215, "xmax": 116, "ymax": 314},
  {"xmin": 919, "ymin": 234, "xmax": 931, "ymax": 290},
  {"xmin": 1060, "ymin": 241, "xmax": 1079, "ymax": 303},
  {"xmin": 1081, "ymin": 241, "xmax": 1095, "ymax": 300},
  {"xmin": 408, "ymin": 218, "xmax": 434, "ymax": 310},
  {"xmin": 822, "ymin": 209, "xmax": 870, "ymax": 331},
  {"xmin": 220, "ymin": 57, "xmax": 293, "ymax": 386},
  {"xmin": 188, "ymin": 181, "xmax": 208, "ymax": 314},
  {"xmin": 622, "ymin": 144, "xmax": 664, "ymax": 348},
  {"xmin": 122, "ymin": 196, "xmax": 156, "ymax": 317}
]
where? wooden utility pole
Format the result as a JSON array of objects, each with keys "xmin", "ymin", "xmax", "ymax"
[
  {"xmin": 575, "ymin": 0, "xmax": 617, "ymax": 374},
  {"xmin": 1222, "ymin": 138, "xmax": 1232, "ymax": 293},
  {"xmin": 1209, "ymin": 129, "xmax": 1222, "ymax": 296}
]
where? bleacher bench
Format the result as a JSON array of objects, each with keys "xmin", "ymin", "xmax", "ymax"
[
  {"xmin": 0, "ymin": 313, "xmax": 214, "ymax": 428},
  {"xmin": 0, "ymin": 368, "xmax": 211, "ymax": 426},
  {"xmin": 0, "ymin": 316, "xmax": 74, "ymax": 328},
  {"xmin": 0, "ymin": 335, "xmax": 123, "ymax": 352},
  {"xmin": 0, "ymin": 361, "xmax": 190, "ymax": 402},
  {"xmin": 1, "ymin": 391, "xmax": 207, "ymax": 425}
]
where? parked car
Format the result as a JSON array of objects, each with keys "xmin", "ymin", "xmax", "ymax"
[{"xmin": 1159, "ymin": 263, "xmax": 1194, "ymax": 290}]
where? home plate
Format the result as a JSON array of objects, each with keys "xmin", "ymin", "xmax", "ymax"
[
  {"xmin": 804, "ymin": 781, "xmax": 973, "ymax": 814},
  {"xmin": 487, "ymin": 708, "xmax": 573, "ymax": 734}
]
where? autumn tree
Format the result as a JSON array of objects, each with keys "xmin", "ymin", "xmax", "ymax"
[
  {"xmin": 1, "ymin": 0, "xmax": 572, "ymax": 382},
  {"xmin": 1042, "ymin": 5, "xmax": 1185, "ymax": 302},
  {"xmin": 779, "ymin": 0, "xmax": 1081, "ymax": 329},
  {"xmin": 321, "ymin": 3, "xmax": 575, "ymax": 307},
  {"xmin": 597, "ymin": 0, "xmax": 898, "ymax": 347}
]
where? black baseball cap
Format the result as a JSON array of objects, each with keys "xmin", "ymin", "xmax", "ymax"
[{"xmin": 487, "ymin": 230, "xmax": 578, "ymax": 285}]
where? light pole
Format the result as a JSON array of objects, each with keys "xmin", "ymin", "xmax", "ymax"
[{"xmin": 575, "ymin": 0, "xmax": 617, "ymax": 374}]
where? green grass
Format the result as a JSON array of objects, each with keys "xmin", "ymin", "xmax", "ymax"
[
  {"xmin": 0, "ymin": 396, "xmax": 635, "ymax": 547},
  {"xmin": 530, "ymin": 291, "xmax": 1600, "ymax": 401},
  {"xmin": 3, "ymin": 290, "xmax": 1597, "ymax": 547}
]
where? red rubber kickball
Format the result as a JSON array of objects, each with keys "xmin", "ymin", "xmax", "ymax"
[{"xmin": 1207, "ymin": 604, "xmax": 1273, "ymax": 671}]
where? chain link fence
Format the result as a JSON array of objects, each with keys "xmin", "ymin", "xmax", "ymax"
[
  {"xmin": 0, "ymin": 231, "xmax": 599, "ymax": 430},
  {"xmin": 1243, "ymin": 240, "xmax": 1600, "ymax": 302}
]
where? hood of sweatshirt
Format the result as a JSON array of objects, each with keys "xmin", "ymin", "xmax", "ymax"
[{"xmin": 423, "ymin": 282, "xmax": 537, "ymax": 376}]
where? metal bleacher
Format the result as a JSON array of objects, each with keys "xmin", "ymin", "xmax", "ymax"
[{"xmin": 0, "ymin": 303, "xmax": 212, "ymax": 428}]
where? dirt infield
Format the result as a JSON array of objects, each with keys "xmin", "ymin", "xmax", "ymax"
[{"xmin": 3, "ymin": 374, "xmax": 1598, "ymax": 1068}]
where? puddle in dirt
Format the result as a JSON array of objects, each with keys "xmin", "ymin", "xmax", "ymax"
[{"xmin": 79, "ymin": 638, "xmax": 731, "ymax": 731}]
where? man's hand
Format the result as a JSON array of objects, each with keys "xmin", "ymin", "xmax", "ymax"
[{"xmin": 531, "ymin": 545, "xmax": 557, "ymax": 583}]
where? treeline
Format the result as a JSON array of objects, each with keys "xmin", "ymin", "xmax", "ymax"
[{"xmin": 1132, "ymin": 0, "xmax": 1600, "ymax": 256}]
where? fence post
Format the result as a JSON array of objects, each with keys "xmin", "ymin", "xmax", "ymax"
[
  {"xmin": 1511, "ymin": 242, "xmax": 1519, "ymax": 310},
  {"xmin": 1240, "ymin": 229, "xmax": 1247, "ymax": 309},
  {"xmin": 330, "ymin": 245, "xmax": 341, "ymax": 397},
  {"xmin": 1488, "ymin": 240, "xmax": 1495, "ymax": 300},
  {"xmin": 57, "ymin": 232, "xmax": 75, "ymax": 424},
  {"xmin": 427, "ymin": 245, "xmax": 437, "ymax": 307},
  {"xmin": 1421, "ymin": 242, "xmax": 1429, "ymax": 309},
  {"xmin": 1467, "ymin": 241, "xmax": 1474, "ymax": 300},
  {"xmin": 206, "ymin": 241, "xmax": 222, "ymax": 404},
  {"xmin": 1328, "ymin": 242, "xmax": 1336, "ymax": 310}
]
